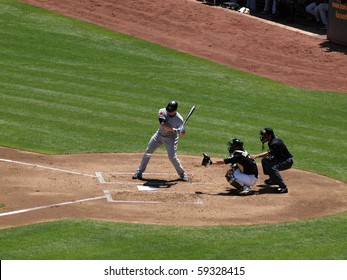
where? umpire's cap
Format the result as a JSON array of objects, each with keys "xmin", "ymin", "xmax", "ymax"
[
  {"xmin": 260, "ymin": 128, "xmax": 274, "ymax": 136},
  {"xmin": 260, "ymin": 128, "xmax": 274, "ymax": 144}
]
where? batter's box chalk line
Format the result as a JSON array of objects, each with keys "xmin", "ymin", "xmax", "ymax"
[
  {"xmin": 103, "ymin": 190, "xmax": 203, "ymax": 205},
  {"xmin": 96, "ymin": 171, "xmax": 179, "ymax": 185},
  {"xmin": 95, "ymin": 171, "xmax": 215, "ymax": 186}
]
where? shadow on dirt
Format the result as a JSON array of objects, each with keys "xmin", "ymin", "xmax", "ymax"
[
  {"xmin": 319, "ymin": 41, "xmax": 347, "ymax": 55},
  {"xmin": 256, "ymin": 184, "xmax": 286, "ymax": 194},
  {"xmin": 139, "ymin": 178, "xmax": 181, "ymax": 188},
  {"xmin": 196, "ymin": 184, "xmax": 284, "ymax": 196}
]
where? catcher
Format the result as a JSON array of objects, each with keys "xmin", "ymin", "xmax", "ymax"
[{"xmin": 202, "ymin": 138, "xmax": 258, "ymax": 195}]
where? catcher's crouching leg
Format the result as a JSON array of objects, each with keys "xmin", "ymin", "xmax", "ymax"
[
  {"xmin": 225, "ymin": 169, "xmax": 243, "ymax": 191},
  {"xmin": 231, "ymin": 180, "xmax": 244, "ymax": 191},
  {"xmin": 225, "ymin": 169, "xmax": 252, "ymax": 195}
]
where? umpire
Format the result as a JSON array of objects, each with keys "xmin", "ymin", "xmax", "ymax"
[{"xmin": 252, "ymin": 128, "xmax": 293, "ymax": 193}]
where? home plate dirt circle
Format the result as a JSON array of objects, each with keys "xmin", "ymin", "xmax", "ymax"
[{"xmin": 0, "ymin": 148, "xmax": 346, "ymax": 229}]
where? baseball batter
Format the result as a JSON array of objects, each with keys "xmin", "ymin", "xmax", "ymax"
[{"xmin": 132, "ymin": 100, "xmax": 188, "ymax": 181}]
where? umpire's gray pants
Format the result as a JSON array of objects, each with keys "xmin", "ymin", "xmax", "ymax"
[
  {"xmin": 261, "ymin": 157, "xmax": 293, "ymax": 188},
  {"xmin": 137, "ymin": 132, "xmax": 185, "ymax": 176}
]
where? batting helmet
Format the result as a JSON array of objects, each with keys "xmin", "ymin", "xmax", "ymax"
[
  {"xmin": 166, "ymin": 100, "xmax": 178, "ymax": 112},
  {"xmin": 228, "ymin": 138, "xmax": 244, "ymax": 154}
]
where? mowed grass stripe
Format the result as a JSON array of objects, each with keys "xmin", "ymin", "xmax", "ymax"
[
  {"xmin": 0, "ymin": 89, "xmax": 151, "ymax": 132},
  {"xmin": 0, "ymin": 65, "xmax": 149, "ymax": 103},
  {"xmin": 1, "ymin": 212, "xmax": 346, "ymax": 260},
  {"xmin": 0, "ymin": 0, "xmax": 346, "ymax": 261},
  {"xmin": 0, "ymin": 1, "xmax": 346, "ymax": 182}
]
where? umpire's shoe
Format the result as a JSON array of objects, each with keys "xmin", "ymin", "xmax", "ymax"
[
  {"xmin": 277, "ymin": 186, "xmax": 288, "ymax": 193},
  {"xmin": 132, "ymin": 171, "xmax": 142, "ymax": 180}
]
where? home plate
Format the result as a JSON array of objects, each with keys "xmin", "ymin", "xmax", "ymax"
[{"xmin": 137, "ymin": 185, "xmax": 158, "ymax": 191}]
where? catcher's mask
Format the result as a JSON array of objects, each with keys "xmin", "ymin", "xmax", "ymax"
[
  {"xmin": 166, "ymin": 100, "xmax": 178, "ymax": 112},
  {"xmin": 228, "ymin": 138, "xmax": 244, "ymax": 154}
]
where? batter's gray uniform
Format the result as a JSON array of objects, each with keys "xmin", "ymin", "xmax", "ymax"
[{"xmin": 134, "ymin": 107, "xmax": 186, "ymax": 179}]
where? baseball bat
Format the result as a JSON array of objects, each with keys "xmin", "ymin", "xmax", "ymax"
[{"xmin": 183, "ymin": 105, "xmax": 196, "ymax": 125}]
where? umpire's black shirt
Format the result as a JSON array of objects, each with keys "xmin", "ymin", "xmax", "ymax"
[{"xmin": 268, "ymin": 137, "xmax": 293, "ymax": 160}]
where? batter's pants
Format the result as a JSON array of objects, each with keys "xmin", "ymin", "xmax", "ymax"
[{"xmin": 136, "ymin": 132, "xmax": 185, "ymax": 176}]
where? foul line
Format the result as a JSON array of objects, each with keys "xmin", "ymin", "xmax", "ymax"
[
  {"xmin": 0, "ymin": 196, "xmax": 105, "ymax": 217},
  {"xmin": 0, "ymin": 158, "xmax": 96, "ymax": 178}
]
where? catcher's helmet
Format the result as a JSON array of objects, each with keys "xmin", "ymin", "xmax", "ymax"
[
  {"xmin": 260, "ymin": 128, "xmax": 274, "ymax": 143},
  {"xmin": 166, "ymin": 100, "xmax": 178, "ymax": 112},
  {"xmin": 228, "ymin": 138, "xmax": 244, "ymax": 154}
]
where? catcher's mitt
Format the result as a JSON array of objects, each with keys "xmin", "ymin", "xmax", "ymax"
[{"xmin": 201, "ymin": 153, "xmax": 212, "ymax": 167}]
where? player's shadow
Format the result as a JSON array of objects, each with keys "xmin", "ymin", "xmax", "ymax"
[
  {"xmin": 256, "ymin": 184, "xmax": 281, "ymax": 194},
  {"xmin": 198, "ymin": 185, "xmax": 279, "ymax": 196},
  {"xmin": 140, "ymin": 178, "xmax": 180, "ymax": 188},
  {"xmin": 196, "ymin": 189, "xmax": 244, "ymax": 197},
  {"xmin": 220, "ymin": 185, "xmax": 280, "ymax": 195},
  {"xmin": 217, "ymin": 189, "xmax": 240, "ymax": 196}
]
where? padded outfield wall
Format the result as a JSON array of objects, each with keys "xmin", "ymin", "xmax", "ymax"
[{"xmin": 327, "ymin": 0, "xmax": 347, "ymax": 45}]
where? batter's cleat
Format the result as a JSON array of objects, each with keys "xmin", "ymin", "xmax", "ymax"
[
  {"xmin": 132, "ymin": 172, "xmax": 142, "ymax": 180},
  {"xmin": 239, "ymin": 186, "xmax": 252, "ymax": 195},
  {"xmin": 180, "ymin": 173, "xmax": 189, "ymax": 182},
  {"xmin": 277, "ymin": 186, "xmax": 288, "ymax": 193}
]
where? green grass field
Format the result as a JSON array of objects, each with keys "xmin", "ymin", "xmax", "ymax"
[
  {"xmin": 0, "ymin": 0, "xmax": 346, "ymax": 260},
  {"xmin": 1, "ymin": 213, "xmax": 347, "ymax": 260}
]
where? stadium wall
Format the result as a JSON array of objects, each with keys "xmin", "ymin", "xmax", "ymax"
[{"xmin": 327, "ymin": 0, "xmax": 347, "ymax": 45}]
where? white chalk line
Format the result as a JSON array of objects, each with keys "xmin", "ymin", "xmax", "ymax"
[
  {"xmin": 0, "ymin": 158, "xmax": 97, "ymax": 178},
  {"xmin": 0, "ymin": 196, "xmax": 105, "ymax": 217},
  {"xmin": 0, "ymin": 158, "xmax": 204, "ymax": 209},
  {"xmin": 107, "ymin": 172, "xmax": 174, "ymax": 175},
  {"xmin": 96, "ymin": 171, "xmax": 216, "ymax": 185},
  {"xmin": 104, "ymin": 190, "xmax": 204, "ymax": 205},
  {"xmin": 104, "ymin": 190, "xmax": 161, "ymax": 204}
]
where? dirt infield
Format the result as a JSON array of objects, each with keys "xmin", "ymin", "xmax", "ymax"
[
  {"xmin": 2, "ymin": 0, "xmax": 346, "ymax": 229},
  {"xmin": 1, "ymin": 147, "xmax": 347, "ymax": 229}
]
